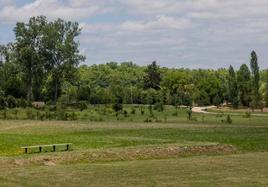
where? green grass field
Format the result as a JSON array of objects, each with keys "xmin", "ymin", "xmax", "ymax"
[{"xmin": 0, "ymin": 108, "xmax": 268, "ymax": 186}]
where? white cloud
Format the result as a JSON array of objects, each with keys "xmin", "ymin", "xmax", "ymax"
[
  {"xmin": 1, "ymin": 0, "xmax": 268, "ymax": 68},
  {"xmin": 0, "ymin": 0, "xmax": 108, "ymax": 23},
  {"xmin": 0, "ymin": 0, "xmax": 13, "ymax": 6}
]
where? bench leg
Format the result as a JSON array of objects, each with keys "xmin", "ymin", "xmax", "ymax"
[
  {"xmin": 39, "ymin": 146, "xmax": 42, "ymax": 153},
  {"xmin": 66, "ymin": 144, "xmax": 69, "ymax": 151},
  {"xmin": 53, "ymin": 145, "xmax": 56, "ymax": 152},
  {"xmin": 25, "ymin": 148, "xmax": 28, "ymax": 154}
]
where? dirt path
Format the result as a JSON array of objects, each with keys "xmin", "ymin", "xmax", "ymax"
[
  {"xmin": 192, "ymin": 106, "xmax": 217, "ymax": 114},
  {"xmin": 192, "ymin": 106, "xmax": 268, "ymax": 117}
]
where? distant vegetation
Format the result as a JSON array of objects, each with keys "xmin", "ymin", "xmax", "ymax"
[{"xmin": 0, "ymin": 16, "xmax": 267, "ymax": 112}]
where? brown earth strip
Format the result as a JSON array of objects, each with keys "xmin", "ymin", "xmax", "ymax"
[{"xmin": 0, "ymin": 144, "xmax": 237, "ymax": 167}]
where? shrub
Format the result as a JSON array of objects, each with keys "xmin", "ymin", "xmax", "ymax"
[
  {"xmin": 48, "ymin": 105, "xmax": 57, "ymax": 111},
  {"xmin": 226, "ymin": 115, "xmax": 233, "ymax": 124},
  {"xmin": 36, "ymin": 111, "xmax": 40, "ymax": 120},
  {"xmin": 6, "ymin": 96, "xmax": 17, "ymax": 108},
  {"xmin": 113, "ymin": 102, "xmax": 123, "ymax": 112},
  {"xmin": 123, "ymin": 110, "xmax": 128, "ymax": 117},
  {"xmin": 187, "ymin": 108, "xmax": 192, "ymax": 120},
  {"xmin": 45, "ymin": 111, "xmax": 52, "ymax": 120},
  {"xmin": 26, "ymin": 108, "xmax": 34, "ymax": 120},
  {"xmin": 144, "ymin": 118, "xmax": 152, "ymax": 123},
  {"xmin": 244, "ymin": 111, "xmax": 251, "ymax": 118},
  {"xmin": 71, "ymin": 112, "xmax": 78, "ymax": 121},
  {"xmin": 17, "ymin": 99, "xmax": 29, "ymax": 108},
  {"xmin": 164, "ymin": 115, "xmax": 168, "ymax": 123},
  {"xmin": 173, "ymin": 106, "xmax": 178, "ymax": 116},
  {"xmin": 56, "ymin": 104, "xmax": 67, "ymax": 120},
  {"xmin": 148, "ymin": 105, "xmax": 153, "ymax": 116},
  {"xmin": 79, "ymin": 101, "xmax": 88, "ymax": 111},
  {"xmin": 0, "ymin": 91, "xmax": 6, "ymax": 110},
  {"xmin": 39, "ymin": 113, "xmax": 46, "ymax": 121},
  {"xmin": 139, "ymin": 106, "xmax": 145, "ymax": 115},
  {"xmin": 131, "ymin": 108, "xmax": 136, "ymax": 115},
  {"xmin": 89, "ymin": 114, "xmax": 104, "ymax": 122},
  {"xmin": 13, "ymin": 109, "xmax": 19, "ymax": 120},
  {"xmin": 154, "ymin": 102, "xmax": 164, "ymax": 112},
  {"xmin": 3, "ymin": 109, "xmax": 7, "ymax": 119}
]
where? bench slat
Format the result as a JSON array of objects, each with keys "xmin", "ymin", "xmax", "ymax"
[{"xmin": 21, "ymin": 143, "xmax": 72, "ymax": 149}]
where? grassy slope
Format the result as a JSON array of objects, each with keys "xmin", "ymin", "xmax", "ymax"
[
  {"xmin": 0, "ymin": 152, "xmax": 267, "ymax": 187},
  {"xmin": 0, "ymin": 112, "xmax": 267, "ymax": 186},
  {"xmin": 0, "ymin": 119, "xmax": 267, "ymax": 156}
]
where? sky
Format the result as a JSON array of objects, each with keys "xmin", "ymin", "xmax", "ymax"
[{"xmin": 0, "ymin": 0, "xmax": 268, "ymax": 69}]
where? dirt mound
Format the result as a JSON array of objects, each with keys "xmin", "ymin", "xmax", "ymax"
[
  {"xmin": 1, "ymin": 144, "xmax": 237, "ymax": 167},
  {"xmin": 75, "ymin": 144, "xmax": 236, "ymax": 162}
]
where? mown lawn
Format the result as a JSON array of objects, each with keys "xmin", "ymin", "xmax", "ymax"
[
  {"xmin": 0, "ymin": 114, "xmax": 267, "ymax": 186},
  {"xmin": 0, "ymin": 152, "xmax": 267, "ymax": 187},
  {"xmin": 0, "ymin": 116, "xmax": 267, "ymax": 156}
]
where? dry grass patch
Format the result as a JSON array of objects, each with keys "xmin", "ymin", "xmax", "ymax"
[{"xmin": 0, "ymin": 143, "xmax": 236, "ymax": 167}]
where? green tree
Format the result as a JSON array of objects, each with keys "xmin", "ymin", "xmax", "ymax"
[
  {"xmin": 14, "ymin": 16, "xmax": 47, "ymax": 102},
  {"xmin": 250, "ymin": 51, "xmax": 261, "ymax": 109},
  {"xmin": 0, "ymin": 45, "xmax": 5, "ymax": 63},
  {"xmin": 144, "ymin": 61, "xmax": 161, "ymax": 90},
  {"xmin": 228, "ymin": 66, "xmax": 239, "ymax": 108},
  {"xmin": 264, "ymin": 70, "xmax": 268, "ymax": 107},
  {"xmin": 237, "ymin": 64, "xmax": 251, "ymax": 107},
  {"xmin": 42, "ymin": 19, "xmax": 85, "ymax": 104}
]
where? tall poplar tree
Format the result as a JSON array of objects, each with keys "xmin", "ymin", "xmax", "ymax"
[
  {"xmin": 264, "ymin": 70, "xmax": 268, "ymax": 107},
  {"xmin": 228, "ymin": 65, "xmax": 239, "ymax": 108},
  {"xmin": 237, "ymin": 64, "xmax": 251, "ymax": 107},
  {"xmin": 250, "ymin": 51, "xmax": 261, "ymax": 109}
]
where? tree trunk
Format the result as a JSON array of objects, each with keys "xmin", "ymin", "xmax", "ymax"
[
  {"xmin": 53, "ymin": 75, "xmax": 59, "ymax": 105},
  {"xmin": 27, "ymin": 73, "xmax": 32, "ymax": 102}
]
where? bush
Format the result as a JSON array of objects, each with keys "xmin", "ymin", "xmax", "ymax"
[
  {"xmin": 0, "ymin": 91, "xmax": 6, "ymax": 110},
  {"xmin": 226, "ymin": 115, "xmax": 233, "ymax": 124},
  {"xmin": 3, "ymin": 109, "xmax": 7, "ymax": 119},
  {"xmin": 48, "ymin": 105, "xmax": 57, "ymax": 111},
  {"xmin": 13, "ymin": 109, "xmax": 19, "ymax": 120},
  {"xmin": 144, "ymin": 118, "xmax": 152, "ymax": 123},
  {"xmin": 45, "ymin": 111, "xmax": 52, "ymax": 120},
  {"xmin": 244, "ymin": 111, "xmax": 251, "ymax": 118},
  {"xmin": 148, "ymin": 105, "xmax": 153, "ymax": 116},
  {"xmin": 6, "ymin": 96, "xmax": 17, "ymax": 108},
  {"xmin": 79, "ymin": 101, "xmax": 88, "ymax": 111},
  {"xmin": 187, "ymin": 108, "xmax": 192, "ymax": 120},
  {"xmin": 131, "ymin": 108, "xmax": 136, "ymax": 115},
  {"xmin": 56, "ymin": 104, "xmax": 67, "ymax": 120},
  {"xmin": 26, "ymin": 108, "xmax": 34, "ymax": 120},
  {"xmin": 123, "ymin": 110, "xmax": 128, "ymax": 117},
  {"xmin": 71, "ymin": 112, "xmax": 78, "ymax": 121},
  {"xmin": 139, "ymin": 106, "xmax": 145, "ymax": 115},
  {"xmin": 164, "ymin": 115, "xmax": 167, "ymax": 123},
  {"xmin": 38, "ymin": 112, "xmax": 46, "ymax": 121},
  {"xmin": 154, "ymin": 102, "xmax": 164, "ymax": 112},
  {"xmin": 17, "ymin": 99, "xmax": 29, "ymax": 108},
  {"xmin": 113, "ymin": 102, "xmax": 123, "ymax": 112},
  {"xmin": 89, "ymin": 114, "xmax": 104, "ymax": 122}
]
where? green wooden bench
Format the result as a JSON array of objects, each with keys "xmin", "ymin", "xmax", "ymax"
[{"xmin": 21, "ymin": 143, "xmax": 72, "ymax": 154}]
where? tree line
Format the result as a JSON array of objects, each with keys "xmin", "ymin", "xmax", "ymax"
[{"xmin": 0, "ymin": 16, "xmax": 268, "ymax": 110}]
